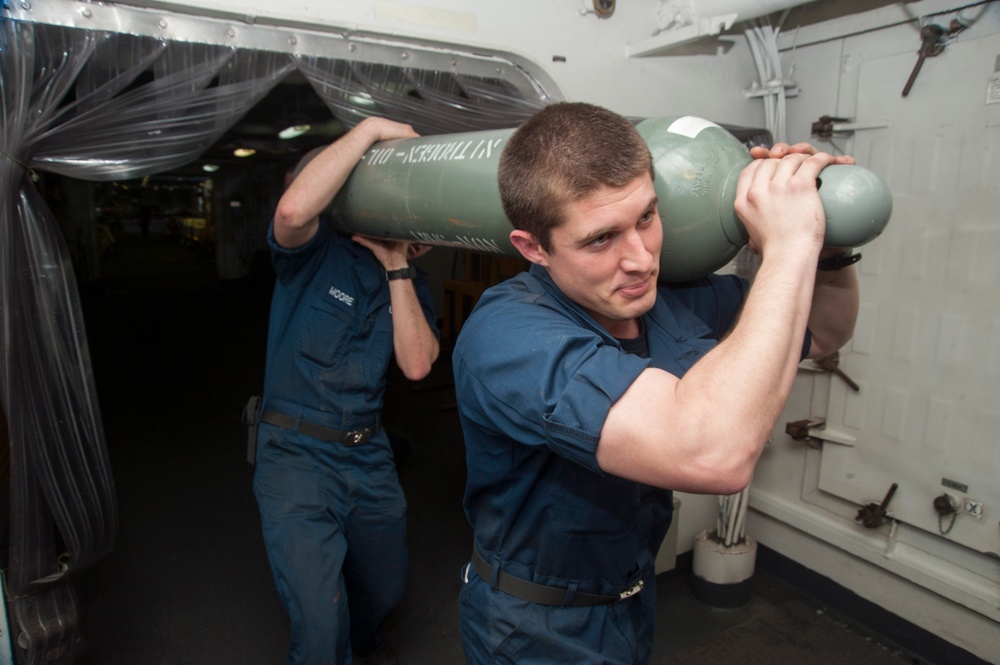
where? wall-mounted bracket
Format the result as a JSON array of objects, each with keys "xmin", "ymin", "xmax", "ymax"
[
  {"xmin": 785, "ymin": 418, "xmax": 825, "ymax": 449},
  {"xmin": 856, "ymin": 482, "xmax": 899, "ymax": 528},
  {"xmin": 811, "ymin": 115, "xmax": 890, "ymax": 139},
  {"xmin": 785, "ymin": 418, "xmax": 857, "ymax": 448},
  {"xmin": 744, "ymin": 80, "xmax": 799, "ymax": 99}
]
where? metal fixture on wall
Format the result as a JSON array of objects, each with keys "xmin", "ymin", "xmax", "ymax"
[
  {"xmin": 856, "ymin": 483, "xmax": 899, "ymax": 529},
  {"xmin": 594, "ymin": 0, "xmax": 615, "ymax": 18}
]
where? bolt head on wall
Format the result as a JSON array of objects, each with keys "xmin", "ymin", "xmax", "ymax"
[{"xmin": 593, "ymin": 0, "xmax": 615, "ymax": 18}]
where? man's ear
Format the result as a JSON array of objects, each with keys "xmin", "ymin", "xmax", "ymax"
[{"xmin": 509, "ymin": 230, "xmax": 549, "ymax": 266}]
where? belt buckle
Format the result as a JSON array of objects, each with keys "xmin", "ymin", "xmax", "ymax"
[
  {"xmin": 344, "ymin": 428, "xmax": 371, "ymax": 446},
  {"xmin": 617, "ymin": 579, "xmax": 644, "ymax": 601}
]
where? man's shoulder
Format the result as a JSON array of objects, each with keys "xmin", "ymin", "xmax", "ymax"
[
  {"xmin": 456, "ymin": 269, "xmax": 611, "ymax": 370},
  {"xmin": 269, "ymin": 222, "xmax": 373, "ymax": 288},
  {"xmin": 471, "ymin": 269, "xmax": 579, "ymax": 326},
  {"xmin": 480, "ymin": 269, "xmax": 542, "ymax": 300},
  {"xmin": 269, "ymin": 214, "xmax": 338, "ymax": 254}
]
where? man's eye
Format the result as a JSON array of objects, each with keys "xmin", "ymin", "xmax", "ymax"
[{"xmin": 590, "ymin": 234, "xmax": 610, "ymax": 247}]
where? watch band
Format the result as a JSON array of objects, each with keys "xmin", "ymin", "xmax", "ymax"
[
  {"xmin": 818, "ymin": 250, "xmax": 861, "ymax": 271},
  {"xmin": 385, "ymin": 266, "xmax": 416, "ymax": 281}
]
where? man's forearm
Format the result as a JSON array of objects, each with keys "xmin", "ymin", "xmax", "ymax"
[
  {"xmin": 807, "ymin": 265, "xmax": 859, "ymax": 358},
  {"xmin": 599, "ymin": 250, "xmax": 821, "ymax": 494},
  {"xmin": 678, "ymin": 252, "xmax": 818, "ymax": 444},
  {"xmin": 389, "ymin": 281, "xmax": 440, "ymax": 381},
  {"xmin": 275, "ymin": 122, "xmax": 381, "ymax": 230}
]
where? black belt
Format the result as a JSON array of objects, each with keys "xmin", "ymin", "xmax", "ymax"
[
  {"xmin": 259, "ymin": 409, "xmax": 378, "ymax": 446},
  {"xmin": 471, "ymin": 546, "xmax": 643, "ymax": 607}
]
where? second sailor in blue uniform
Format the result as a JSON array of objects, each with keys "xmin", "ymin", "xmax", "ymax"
[{"xmin": 253, "ymin": 117, "xmax": 440, "ymax": 665}]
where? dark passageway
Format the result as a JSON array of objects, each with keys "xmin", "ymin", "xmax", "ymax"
[{"xmin": 75, "ymin": 234, "xmax": 290, "ymax": 663}]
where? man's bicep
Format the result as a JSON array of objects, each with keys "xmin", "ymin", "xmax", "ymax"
[{"xmin": 596, "ymin": 368, "xmax": 686, "ymax": 488}]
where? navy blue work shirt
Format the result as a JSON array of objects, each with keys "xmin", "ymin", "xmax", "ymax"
[
  {"xmin": 453, "ymin": 263, "xmax": 770, "ymax": 596},
  {"xmin": 263, "ymin": 218, "xmax": 438, "ymax": 431}
]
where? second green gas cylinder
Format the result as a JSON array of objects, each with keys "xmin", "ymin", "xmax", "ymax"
[{"xmin": 330, "ymin": 116, "xmax": 893, "ymax": 281}]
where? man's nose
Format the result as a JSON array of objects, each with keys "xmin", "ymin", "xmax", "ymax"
[{"xmin": 620, "ymin": 231, "xmax": 654, "ymax": 272}]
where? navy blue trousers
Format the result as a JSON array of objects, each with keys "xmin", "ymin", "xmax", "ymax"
[
  {"xmin": 459, "ymin": 562, "xmax": 657, "ymax": 664},
  {"xmin": 254, "ymin": 424, "xmax": 407, "ymax": 665}
]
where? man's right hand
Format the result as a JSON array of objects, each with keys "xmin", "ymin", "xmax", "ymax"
[
  {"xmin": 733, "ymin": 151, "xmax": 837, "ymax": 260},
  {"xmin": 357, "ymin": 116, "xmax": 420, "ymax": 143},
  {"xmin": 273, "ymin": 117, "xmax": 419, "ymax": 249}
]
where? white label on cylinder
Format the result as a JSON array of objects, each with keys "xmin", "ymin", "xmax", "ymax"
[{"xmin": 667, "ymin": 116, "xmax": 721, "ymax": 139}]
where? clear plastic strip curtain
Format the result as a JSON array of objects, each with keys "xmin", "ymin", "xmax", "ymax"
[
  {"xmin": 0, "ymin": 13, "xmax": 554, "ymax": 661},
  {"xmin": 294, "ymin": 55, "xmax": 547, "ymax": 135},
  {"xmin": 0, "ymin": 18, "xmax": 292, "ymax": 662}
]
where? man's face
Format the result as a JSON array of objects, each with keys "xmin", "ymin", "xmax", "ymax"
[{"xmin": 527, "ymin": 174, "xmax": 662, "ymax": 338}]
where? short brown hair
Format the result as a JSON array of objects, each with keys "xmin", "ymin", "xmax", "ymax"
[{"xmin": 497, "ymin": 102, "xmax": 654, "ymax": 252}]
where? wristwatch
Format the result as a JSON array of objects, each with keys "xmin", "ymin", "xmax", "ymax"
[
  {"xmin": 818, "ymin": 250, "xmax": 861, "ymax": 271},
  {"xmin": 385, "ymin": 266, "xmax": 417, "ymax": 281}
]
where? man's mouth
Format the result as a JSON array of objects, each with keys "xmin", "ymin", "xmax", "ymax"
[{"xmin": 617, "ymin": 277, "xmax": 651, "ymax": 299}]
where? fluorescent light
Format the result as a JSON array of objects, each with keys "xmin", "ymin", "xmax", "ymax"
[
  {"xmin": 348, "ymin": 92, "xmax": 376, "ymax": 107},
  {"xmin": 278, "ymin": 124, "xmax": 312, "ymax": 139},
  {"xmin": 233, "ymin": 148, "xmax": 256, "ymax": 157},
  {"xmin": 202, "ymin": 164, "xmax": 220, "ymax": 173}
]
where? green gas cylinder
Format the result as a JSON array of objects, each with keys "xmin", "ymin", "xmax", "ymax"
[{"xmin": 330, "ymin": 116, "xmax": 893, "ymax": 281}]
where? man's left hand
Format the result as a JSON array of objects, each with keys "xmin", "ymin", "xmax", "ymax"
[
  {"xmin": 353, "ymin": 235, "xmax": 429, "ymax": 270},
  {"xmin": 750, "ymin": 142, "xmax": 855, "ymax": 165}
]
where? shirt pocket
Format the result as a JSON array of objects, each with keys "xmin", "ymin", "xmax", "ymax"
[{"xmin": 297, "ymin": 301, "xmax": 355, "ymax": 368}]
